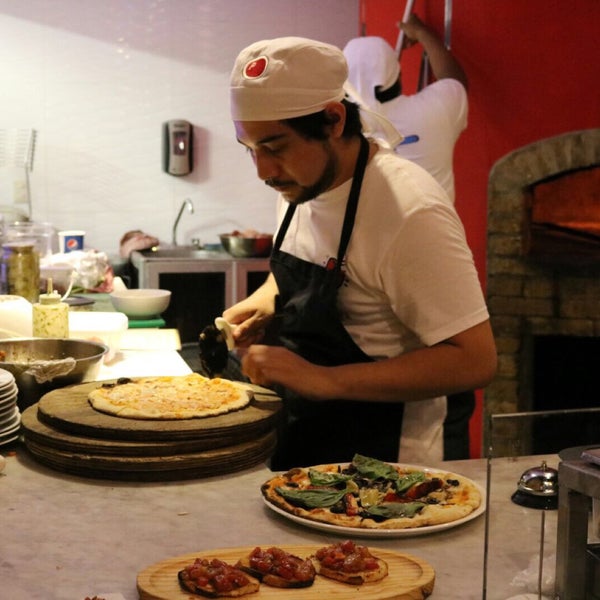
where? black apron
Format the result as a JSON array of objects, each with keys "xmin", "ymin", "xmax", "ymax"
[{"xmin": 269, "ymin": 136, "xmax": 403, "ymax": 469}]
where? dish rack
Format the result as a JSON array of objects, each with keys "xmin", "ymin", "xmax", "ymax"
[{"xmin": 0, "ymin": 128, "xmax": 37, "ymax": 222}]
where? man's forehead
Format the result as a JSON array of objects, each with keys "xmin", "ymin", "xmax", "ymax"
[{"xmin": 234, "ymin": 120, "xmax": 292, "ymax": 145}]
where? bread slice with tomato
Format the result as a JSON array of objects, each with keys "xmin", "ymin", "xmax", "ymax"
[
  {"xmin": 235, "ymin": 546, "xmax": 316, "ymax": 588},
  {"xmin": 178, "ymin": 557, "xmax": 260, "ymax": 597},
  {"xmin": 310, "ymin": 540, "xmax": 388, "ymax": 585}
]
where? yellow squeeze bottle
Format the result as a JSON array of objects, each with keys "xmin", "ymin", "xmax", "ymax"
[{"xmin": 32, "ymin": 278, "xmax": 69, "ymax": 338}]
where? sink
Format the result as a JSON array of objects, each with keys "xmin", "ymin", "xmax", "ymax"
[{"xmin": 137, "ymin": 247, "xmax": 229, "ymax": 260}]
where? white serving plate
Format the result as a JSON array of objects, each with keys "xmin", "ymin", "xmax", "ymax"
[{"xmin": 262, "ymin": 462, "xmax": 486, "ymax": 538}]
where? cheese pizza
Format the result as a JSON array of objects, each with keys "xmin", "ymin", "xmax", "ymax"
[
  {"xmin": 88, "ymin": 373, "xmax": 250, "ymax": 420},
  {"xmin": 262, "ymin": 454, "xmax": 481, "ymax": 530}
]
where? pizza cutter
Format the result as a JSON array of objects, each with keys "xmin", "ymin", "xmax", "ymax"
[{"xmin": 198, "ymin": 317, "xmax": 237, "ymax": 378}]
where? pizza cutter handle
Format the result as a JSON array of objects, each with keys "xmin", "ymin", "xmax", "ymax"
[{"xmin": 215, "ymin": 317, "xmax": 237, "ymax": 351}]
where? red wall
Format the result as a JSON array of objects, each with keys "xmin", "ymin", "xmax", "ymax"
[{"xmin": 360, "ymin": 0, "xmax": 600, "ymax": 457}]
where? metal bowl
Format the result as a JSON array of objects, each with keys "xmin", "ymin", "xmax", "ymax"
[
  {"xmin": 0, "ymin": 338, "xmax": 108, "ymax": 411},
  {"xmin": 219, "ymin": 234, "xmax": 273, "ymax": 258}
]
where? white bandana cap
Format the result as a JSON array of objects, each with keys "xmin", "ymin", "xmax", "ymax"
[
  {"xmin": 343, "ymin": 36, "xmax": 401, "ymax": 110},
  {"xmin": 230, "ymin": 36, "xmax": 402, "ymax": 148},
  {"xmin": 230, "ymin": 36, "xmax": 347, "ymax": 121}
]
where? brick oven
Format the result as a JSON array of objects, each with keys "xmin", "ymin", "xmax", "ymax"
[{"xmin": 485, "ymin": 128, "xmax": 600, "ymax": 453}]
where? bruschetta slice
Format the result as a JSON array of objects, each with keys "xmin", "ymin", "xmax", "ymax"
[
  {"xmin": 236, "ymin": 546, "xmax": 316, "ymax": 588},
  {"xmin": 310, "ymin": 540, "xmax": 388, "ymax": 585},
  {"xmin": 178, "ymin": 557, "xmax": 260, "ymax": 597}
]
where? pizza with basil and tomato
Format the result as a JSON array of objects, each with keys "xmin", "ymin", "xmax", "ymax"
[{"xmin": 261, "ymin": 454, "xmax": 482, "ymax": 530}]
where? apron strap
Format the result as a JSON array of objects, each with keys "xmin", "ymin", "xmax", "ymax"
[
  {"xmin": 274, "ymin": 204, "xmax": 296, "ymax": 251},
  {"xmin": 336, "ymin": 136, "xmax": 370, "ymax": 264},
  {"xmin": 274, "ymin": 135, "xmax": 370, "ymax": 262}
]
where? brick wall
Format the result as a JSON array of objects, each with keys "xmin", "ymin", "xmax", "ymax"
[{"xmin": 485, "ymin": 129, "xmax": 600, "ymax": 442}]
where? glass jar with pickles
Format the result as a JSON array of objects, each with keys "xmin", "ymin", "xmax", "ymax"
[{"xmin": 0, "ymin": 242, "xmax": 40, "ymax": 302}]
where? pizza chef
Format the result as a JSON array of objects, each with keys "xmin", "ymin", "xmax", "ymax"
[{"xmin": 222, "ymin": 36, "xmax": 496, "ymax": 470}]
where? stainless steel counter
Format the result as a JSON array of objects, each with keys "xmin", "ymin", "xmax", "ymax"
[{"xmin": 1, "ymin": 445, "xmax": 560, "ymax": 599}]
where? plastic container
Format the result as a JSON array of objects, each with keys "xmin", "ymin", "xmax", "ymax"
[
  {"xmin": 32, "ymin": 282, "xmax": 69, "ymax": 338},
  {"xmin": 68, "ymin": 311, "xmax": 128, "ymax": 363},
  {"xmin": 0, "ymin": 295, "xmax": 33, "ymax": 337}
]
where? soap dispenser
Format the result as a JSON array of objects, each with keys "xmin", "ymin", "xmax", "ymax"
[{"xmin": 32, "ymin": 278, "xmax": 69, "ymax": 338}]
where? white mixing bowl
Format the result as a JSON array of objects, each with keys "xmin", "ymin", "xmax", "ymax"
[{"xmin": 109, "ymin": 288, "xmax": 171, "ymax": 319}]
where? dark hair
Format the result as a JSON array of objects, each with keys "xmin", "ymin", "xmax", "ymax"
[
  {"xmin": 375, "ymin": 79, "xmax": 401, "ymax": 103},
  {"xmin": 283, "ymin": 98, "xmax": 362, "ymax": 141}
]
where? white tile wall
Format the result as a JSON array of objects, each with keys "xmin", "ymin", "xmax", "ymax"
[{"xmin": 0, "ymin": 0, "xmax": 359, "ymax": 258}]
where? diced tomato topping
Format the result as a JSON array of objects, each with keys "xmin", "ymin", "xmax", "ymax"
[
  {"xmin": 315, "ymin": 540, "xmax": 378, "ymax": 573},
  {"xmin": 404, "ymin": 478, "xmax": 443, "ymax": 500},
  {"xmin": 248, "ymin": 546, "xmax": 315, "ymax": 582},
  {"xmin": 383, "ymin": 491, "xmax": 405, "ymax": 502},
  {"xmin": 343, "ymin": 493, "xmax": 360, "ymax": 516},
  {"xmin": 183, "ymin": 557, "xmax": 251, "ymax": 591}
]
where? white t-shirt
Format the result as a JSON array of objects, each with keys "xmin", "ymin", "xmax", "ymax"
[
  {"xmin": 382, "ymin": 79, "xmax": 468, "ymax": 203},
  {"xmin": 276, "ymin": 144, "xmax": 488, "ymax": 463}
]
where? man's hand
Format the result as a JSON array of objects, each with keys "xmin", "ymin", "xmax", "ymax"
[
  {"xmin": 399, "ymin": 13, "xmax": 427, "ymax": 48},
  {"xmin": 222, "ymin": 274, "xmax": 278, "ymax": 347},
  {"xmin": 241, "ymin": 345, "xmax": 334, "ymax": 399},
  {"xmin": 400, "ymin": 13, "xmax": 468, "ymax": 88}
]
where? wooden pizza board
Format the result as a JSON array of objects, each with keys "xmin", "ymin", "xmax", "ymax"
[
  {"xmin": 23, "ymin": 429, "xmax": 277, "ymax": 481},
  {"xmin": 21, "ymin": 404, "xmax": 271, "ymax": 456},
  {"xmin": 36, "ymin": 379, "xmax": 281, "ymax": 444},
  {"xmin": 137, "ymin": 545, "xmax": 435, "ymax": 600}
]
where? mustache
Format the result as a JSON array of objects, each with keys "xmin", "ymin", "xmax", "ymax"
[{"xmin": 265, "ymin": 177, "xmax": 290, "ymax": 188}]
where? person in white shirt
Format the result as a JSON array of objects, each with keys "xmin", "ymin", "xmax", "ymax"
[
  {"xmin": 344, "ymin": 18, "xmax": 474, "ymax": 460},
  {"xmin": 224, "ymin": 36, "xmax": 495, "ymax": 469},
  {"xmin": 343, "ymin": 14, "xmax": 468, "ymax": 204}
]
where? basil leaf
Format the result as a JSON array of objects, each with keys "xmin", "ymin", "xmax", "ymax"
[
  {"xmin": 275, "ymin": 487, "xmax": 346, "ymax": 508},
  {"xmin": 352, "ymin": 454, "xmax": 399, "ymax": 481},
  {"xmin": 308, "ymin": 469, "xmax": 352, "ymax": 487},
  {"xmin": 395, "ymin": 472, "xmax": 426, "ymax": 494},
  {"xmin": 365, "ymin": 501, "xmax": 426, "ymax": 519}
]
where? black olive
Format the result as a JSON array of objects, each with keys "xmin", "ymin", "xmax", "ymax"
[{"xmin": 365, "ymin": 512, "xmax": 388, "ymax": 523}]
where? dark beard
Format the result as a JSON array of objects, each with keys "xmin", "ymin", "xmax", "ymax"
[
  {"xmin": 266, "ymin": 141, "xmax": 338, "ymax": 205},
  {"xmin": 291, "ymin": 151, "xmax": 337, "ymax": 204}
]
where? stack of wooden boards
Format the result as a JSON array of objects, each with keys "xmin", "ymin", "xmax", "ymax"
[{"xmin": 20, "ymin": 380, "xmax": 281, "ymax": 481}]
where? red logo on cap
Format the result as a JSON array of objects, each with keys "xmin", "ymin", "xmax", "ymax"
[
  {"xmin": 243, "ymin": 56, "xmax": 268, "ymax": 79},
  {"xmin": 66, "ymin": 238, "xmax": 79, "ymax": 250}
]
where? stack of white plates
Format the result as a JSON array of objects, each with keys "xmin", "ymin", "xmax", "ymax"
[{"xmin": 0, "ymin": 368, "xmax": 20, "ymax": 447}]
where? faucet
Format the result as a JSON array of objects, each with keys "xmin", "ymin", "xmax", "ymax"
[{"xmin": 172, "ymin": 198, "xmax": 194, "ymax": 246}]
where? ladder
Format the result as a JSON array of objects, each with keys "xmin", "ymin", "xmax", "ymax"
[{"xmin": 394, "ymin": 0, "xmax": 453, "ymax": 90}]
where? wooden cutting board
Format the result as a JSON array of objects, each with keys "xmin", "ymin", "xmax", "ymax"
[
  {"xmin": 36, "ymin": 379, "xmax": 281, "ymax": 443},
  {"xmin": 137, "ymin": 545, "xmax": 435, "ymax": 600}
]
